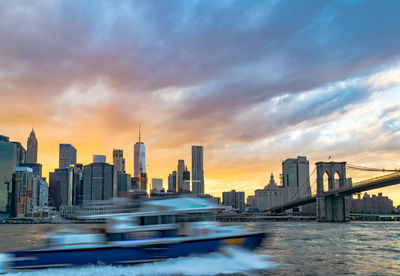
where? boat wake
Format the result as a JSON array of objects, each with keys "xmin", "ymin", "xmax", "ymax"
[{"xmin": 1, "ymin": 247, "xmax": 277, "ymax": 275}]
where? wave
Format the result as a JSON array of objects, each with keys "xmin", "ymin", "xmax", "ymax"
[{"xmin": 2, "ymin": 247, "xmax": 277, "ymax": 276}]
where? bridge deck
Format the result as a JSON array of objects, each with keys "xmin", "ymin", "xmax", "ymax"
[{"xmin": 269, "ymin": 172, "xmax": 400, "ymax": 213}]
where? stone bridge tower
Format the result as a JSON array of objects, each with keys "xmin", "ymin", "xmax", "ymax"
[{"xmin": 316, "ymin": 162, "xmax": 351, "ymax": 222}]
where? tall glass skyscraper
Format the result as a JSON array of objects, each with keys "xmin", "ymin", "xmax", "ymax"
[
  {"xmin": 134, "ymin": 126, "xmax": 146, "ymax": 178},
  {"xmin": 191, "ymin": 145, "xmax": 204, "ymax": 195}
]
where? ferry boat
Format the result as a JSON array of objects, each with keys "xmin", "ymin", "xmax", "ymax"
[{"xmin": 2, "ymin": 197, "xmax": 267, "ymax": 271}]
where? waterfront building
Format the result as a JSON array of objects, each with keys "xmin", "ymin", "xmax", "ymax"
[
  {"xmin": 191, "ymin": 145, "xmax": 204, "ymax": 196},
  {"xmin": 113, "ymin": 149, "xmax": 125, "ymax": 196},
  {"xmin": 351, "ymin": 192, "xmax": 394, "ymax": 214},
  {"xmin": 255, "ymin": 173, "xmax": 285, "ymax": 212},
  {"xmin": 151, "ymin": 178, "xmax": 163, "ymax": 192},
  {"xmin": 26, "ymin": 129, "xmax": 38, "ymax": 164},
  {"xmin": 282, "ymin": 156, "xmax": 311, "ymax": 202},
  {"xmin": 49, "ymin": 167, "xmax": 80, "ymax": 210},
  {"xmin": 134, "ymin": 126, "xmax": 146, "ymax": 178},
  {"xmin": 11, "ymin": 142, "xmax": 26, "ymax": 164},
  {"xmin": 117, "ymin": 173, "xmax": 131, "ymax": 197},
  {"xmin": 93, "ymin": 154, "xmax": 106, "ymax": 163},
  {"xmin": 82, "ymin": 162, "xmax": 114, "ymax": 202},
  {"xmin": 168, "ymin": 171, "xmax": 177, "ymax": 192},
  {"xmin": 12, "ymin": 167, "xmax": 34, "ymax": 217},
  {"xmin": 177, "ymin": 160, "xmax": 186, "ymax": 192},
  {"xmin": 0, "ymin": 136, "xmax": 17, "ymax": 215},
  {"xmin": 59, "ymin": 144, "xmax": 77, "ymax": 168},
  {"xmin": 223, "ymin": 190, "xmax": 245, "ymax": 212}
]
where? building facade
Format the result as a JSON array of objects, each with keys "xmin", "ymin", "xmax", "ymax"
[
  {"xmin": 11, "ymin": 142, "xmax": 26, "ymax": 164},
  {"xmin": 222, "ymin": 190, "xmax": 245, "ymax": 212},
  {"xmin": 59, "ymin": 144, "xmax": 77, "ymax": 168},
  {"xmin": 151, "ymin": 178, "xmax": 163, "ymax": 192},
  {"xmin": 26, "ymin": 129, "xmax": 38, "ymax": 164},
  {"xmin": 134, "ymin": 128, "xmax": 146, "ymax": 178},
  {"xmin": 351, "ymin": 192, "xmax": 394, "ymax": 214},
  {"xmin": 113, "ymin": 149, "xmax": 125, "ymax": 196},
  {"xmin": 177, "ymin": 160, "xmax": 185, "ymax": 192},
  {"xmin": 0, "ymin": 136, "xmax": 17, "ymax": 215},
  {"xmin": 191, "ymin": 145, "xmax": 204, "ymax": 196},
  {"xmin": 117, "ymin": 173, "xmax": 131, "ymax": 197},
  {"xmin": 168, "ymin": 171, "xmax": 177, "ymax": 193},
  {"xmin": 282, "ymin": 156, "xmax": 311, "ymax": 202},
  {"xmin": 82, "ymin": 162, "xmax": 114, "ymax": 202},
  {"xmin": 13, "ymin": 167, "xmax": 34, "ymax": 217},
  {"xmin": 49, "ymin": 167, "xmax": 80, "ymax": 210},
  {"xmin": 255, "ymin": 173, "xmax": 285, "ymax": 212},
  {"xmin": 182, "ymin": 167, "xmax": 190, "ymax": 193}
]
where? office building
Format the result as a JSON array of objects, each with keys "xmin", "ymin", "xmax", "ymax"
[
  {"xmin": 0, "ymin": 137, "xmax": 17, "ymax": 215},
  {"xmin": 177, "ymin": 160, "xmax": 185, "ymax": 192},
  {"xmin": 59, "ymin": 144, "xmax": 77, "ymax": 168},
  {"xmin": 82, "ymin": 162, "xmax": 114, "ymax": 202},
  {"xmin": 113, "ymin": 149, "xmax": 125, "ymax": 196},
  {"xmin": 131, "ymin": 177, "xmax": 140, "ymax": 191},
  {"xmin": 19, "ymin": 163, "xmax": 42, "ymax": 177},
  {"xmin": 117, "ymin": 173, "xmax": 131, "ymax": 197},
  {"xmin": 134, "ymin": 126, "xmax": 146, "ymax": 178},
  {"xmin": 168, "ymin": 171, "xmax": 177, "ymax": 192},
  {"xmin": 139, "ymin": 172, "xmax": 147, "ymax": 192},
  {"xmin": 11, "ymin": 142, "xmax": 26, "ymax": 164},
  {"xmin": 182, "ymin": 167, "xmax": 190, "ymax": 193},
  {"xmin": 93, "ymin": 154, "xmax": 106, "ymax": 163},
  {"xmin": 282, "ymin": 156, "xmax": 311, "ymax": 202},
  {"xmin": 26, "ymin": 129, "xmax": 38, "ymax": 163},
  {"xmin": 255, "ymin": 173, "xmax": 285, "ymax": 212},
  {"xmin": 12, "ymin": 167, "xmax": 34, "ymax": 217},
  {"xmin": 191, "ymin": 145, "xmax": 204, "ymax": 196},
  {"xmin": 151, "ymin": 178, "xmax": 163, "ymax": 192},
  {"xmin": 222, "ymin": 190, "xmax": 245, "ymax": 212},
  {"xmin": 49, "ymin": 167, "xmax": 80, "ymax": 210}
]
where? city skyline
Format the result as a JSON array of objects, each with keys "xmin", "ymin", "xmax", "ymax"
[{"xmin": 1, "ymin": 1, "xmax": 400, "ymax": 204}]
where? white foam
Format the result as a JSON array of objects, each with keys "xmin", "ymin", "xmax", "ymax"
[{"xmin": 3, "ymin": 247, "xmax": 278, "ymax": 276}]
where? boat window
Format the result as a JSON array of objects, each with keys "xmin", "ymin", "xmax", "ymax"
[
  {"xmin": 143, "ymin": 216, "xmax": 159, "ymax": 225},
  {"xmin": 161, "ymin": 215, "xmax": 174, "ymax": 224}
]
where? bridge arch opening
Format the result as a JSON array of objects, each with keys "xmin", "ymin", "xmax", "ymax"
[
  {"xmin": 334, "ymin": 171, "xmax": 340, "ymax": 189},
  {"xmin": 323, "ymin": 172, "xmax": 329, "ymax": 192}
]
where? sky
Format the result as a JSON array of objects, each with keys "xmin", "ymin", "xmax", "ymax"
[{"xmin": 1, "ymin": 0, "xmax": 400, "ymax": 204}]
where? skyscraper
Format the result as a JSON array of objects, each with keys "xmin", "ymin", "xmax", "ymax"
[
  {"xmin": 168, "ymin": 171, "xmax": 177, "ymax": 193},
  {"xmin": 134, "ymin": 126, "xmax": 146, "ymax": 178},
  {"xmin": 113, "ymin": 149, "xmax": 125, "ymax": 196},
  {"xmin": 49, "ymin": 167, "xmax": 80, "ymax": 210},
  {"xmin": 59, "ymin": 144, "xmax": 77, "ymax": 168},
  {"xmin": 191, "ymin": 145, "xmax": 204, "ymax": 196},
  {"xmin": 183, "ymin": 167, "xmax": 190, "ymax": 192},
  {"xmin": 26, "ymin": 129, "xmax": 38, "ymax": 163},
  {"xmin": 82, "ymin": 162, "xmax": 114, "ymax": 202},
  {"xmin": 177, "ymin": 160, "xmax": 185, "ymax": 192},
  {"xmin": 0, "ymin": 136, "xmax": 17, "ymax": 215},
  {"xmin": 282, "ymin": 156, "xmax": 311, "ymax": 202}
]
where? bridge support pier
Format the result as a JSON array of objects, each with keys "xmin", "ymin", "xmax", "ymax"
[
  {"xmin": 316, "ymin": 162, "xmax": 351, "ymax": 222},
  {"xmin": 316, "ymin": 195, "xmax": 350, "ymax": 222}
]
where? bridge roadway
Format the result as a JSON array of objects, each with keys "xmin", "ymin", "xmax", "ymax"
[{"xmin": 270, "ymin": 172, "xmax": 400, "ymax": 213}]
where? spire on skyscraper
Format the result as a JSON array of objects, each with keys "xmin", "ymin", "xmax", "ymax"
[{"xmin": 138, "ymin": 123, "xmax": 141, "ymax": 143}]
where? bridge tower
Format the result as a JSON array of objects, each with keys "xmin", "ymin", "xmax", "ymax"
[{"xmin": 316, "ymin": 162, "xmax": 351, "ymax": 222}]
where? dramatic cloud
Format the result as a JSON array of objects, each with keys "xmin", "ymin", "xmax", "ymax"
[{"xmin": 1, "ymin": 0, "xmax": 400, "ymax": 202}]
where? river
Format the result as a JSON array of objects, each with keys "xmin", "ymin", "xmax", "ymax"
[{"xmin": 0, "ymin": 221, "xmax": 399, "ymax": 275}]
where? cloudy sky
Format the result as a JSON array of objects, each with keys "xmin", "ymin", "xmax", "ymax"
[{"xmin": 1, "ymin": 0, "xmax": 400, "ymax": 203}]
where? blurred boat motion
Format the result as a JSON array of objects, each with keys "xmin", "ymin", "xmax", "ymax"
[{"xmin": 2, "ymin": 197, "xmax": 268, "ymax": 271}]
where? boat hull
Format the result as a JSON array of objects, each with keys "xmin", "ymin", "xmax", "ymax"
[{"xmin": 8, "ymin": 232, "xmax": 266, "ymax": 270}]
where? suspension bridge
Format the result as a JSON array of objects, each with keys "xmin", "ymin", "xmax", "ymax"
[{"xmin": 268, "ymin": 161, "xmax": 400, "ymax": 222}]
